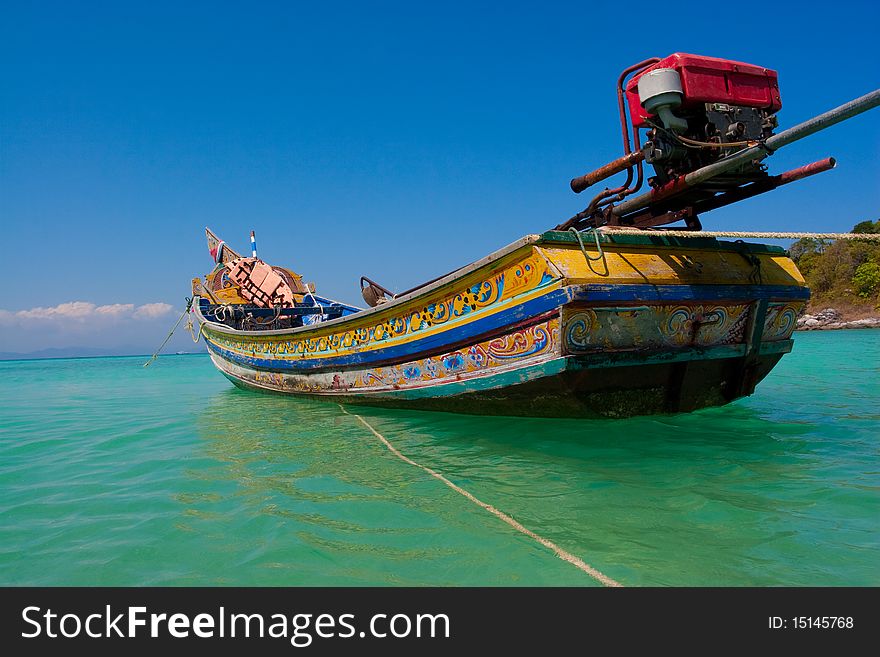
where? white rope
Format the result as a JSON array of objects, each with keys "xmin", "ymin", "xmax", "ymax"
[
  {"xmin": 303, "ymin": 287, "xmax": 325, "ymax": 325},
  {"xmin": 143, "ymin": 306, "xmax": 190, "ymax": 367},
  {"xmin": 601, "ymin": 228, "xmax": 880, "ymax": 240},
  {"xmin": 187, "ymin": 317, "xmax": 205, "ymax": 344},
  {"xmin": 339, "ymin": 405, "xmax": 622, "ymax": 587}
]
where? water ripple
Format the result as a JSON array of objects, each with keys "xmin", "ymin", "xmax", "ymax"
[{"xmin": 0, "ymin": 330, "xmax": 878, "ymax": 585}]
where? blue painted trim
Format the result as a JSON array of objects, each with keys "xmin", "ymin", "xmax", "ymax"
[
  {"xmin": 220, "ymin": 358, "xmax": 569, "ymax": 400},
  {"xmin": 311, "ymin": 294, "xmax": 362, "ymax": 315},
  {"xmin": 568, "ymin": 284, "xmax": 809, "ymax": 303},
  {"xmin": 205, "ymin": 288, "xmax": 570, "ymax": 372},
  {"xmin": 359, "ymin": 358, "xmax": 569, "ymax": 399}
]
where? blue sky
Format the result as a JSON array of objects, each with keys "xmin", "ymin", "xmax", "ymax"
[{"xmin": 2, "ymin": 0, "xmax": 878, "ymax": 354}]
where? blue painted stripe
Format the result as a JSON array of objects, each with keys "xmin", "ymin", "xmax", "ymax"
[
  {"xmin": 311, "ymin": 295, "xmax": 362, "ymax": 314},
  {"xmin": 569, "ymin": 283, "xmax": 809, "ymax": 303},
  {"xmin": 205, "ymin": 288, "xmax": 570, "ymax": 372},
  {"xmin": 356, "ymin": 358, "xmax": 569, "ymax": 399}
]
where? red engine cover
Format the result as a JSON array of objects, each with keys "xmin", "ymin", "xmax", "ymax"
[{"xmin": 626, "ymin": 53, "xmax": 782, "ymax": 128}]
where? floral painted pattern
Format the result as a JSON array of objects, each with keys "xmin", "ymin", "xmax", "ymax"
[
  {"xmin": 211, "ymin": 316, "xmax": 560, "ymax": 395},
  {"xmin": 762, "ymin": 302, "xmax": 804, "ymax": 341},
  {"xmin": 564, "ymin": 303, "xmax": 751, "ymax": 353},
  {"xmin": 204, "ymin": 252, "xmax": 556, "ymax": 361}
]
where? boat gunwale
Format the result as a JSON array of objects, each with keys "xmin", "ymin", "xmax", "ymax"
[
  {"xmin": 195, "ymin": 233, "xmax": 545, "ymax": 337},
  {"xmin": 201, "ymin": 284, "xmax": 807, "ymax": 375},
  {"xmin": 194, "ymin": 231, "xmax": 793, "ymax": 339},
  {"xmin": 538, "ymin": 229, "xmax": 789, "ymax": 254}
]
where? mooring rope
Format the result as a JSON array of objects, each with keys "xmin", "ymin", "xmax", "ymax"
[
  {"xmin": 187, "ymin": 316, "xmax": 206, "ymax": 344},
  {"xmin": 600, "ymin": 228, "xmax": 880, "ymax": 241},
  {"xmin": 339, "ymin": 405, "xmax": 622, "ymax": 587},
  {"xmin": 143, "ymin": 303, "xmax": 191, "ymax": 368}
]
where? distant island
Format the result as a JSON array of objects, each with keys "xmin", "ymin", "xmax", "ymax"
[{"xmin": 791, "ymin": 219, "xmax": 880, "ymax": 330}]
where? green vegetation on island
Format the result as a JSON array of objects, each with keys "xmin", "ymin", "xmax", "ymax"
[{"xmin": 789, "ymin": 220, "xmax": 880, "ymax": 317}]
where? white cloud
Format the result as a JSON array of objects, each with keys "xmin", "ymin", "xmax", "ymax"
[
  {"xmin": 0, "ymin": 300, "xmax": 188, "ymax": 355},
  {"xmin": 16, "ymin": 301, "xmax": 97, "ymax": 320},
  {"xmin": 133, "ymin": 302, "xmax": 173, "ymax": 319},
  {"xmin": 0, "ymin": 301, "xmax": 173, "ymax": 324},
  {"xmin": 95, "ymin": 303, "xmax": 135, "ymax": 317}
]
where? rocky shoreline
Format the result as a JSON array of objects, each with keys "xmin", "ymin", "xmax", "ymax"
[{"xmin": 796, "ymin": 308, "xmax": 880, "ymax": 331}]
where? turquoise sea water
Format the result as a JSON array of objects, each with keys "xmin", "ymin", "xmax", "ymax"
[{"xmin": 0, "ymin": 330, "xmax": 877, "ymax": 586}]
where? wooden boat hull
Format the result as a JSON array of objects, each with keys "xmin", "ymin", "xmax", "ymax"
[{"xmin": 194, "ymin": 230, "xmax": 808, "ymax": 418}]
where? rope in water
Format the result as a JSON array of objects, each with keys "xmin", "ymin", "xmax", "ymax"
[
  {"xmin": 600, "ymin": 229, "xmax": 880, "ymax": 240},
  {"xmin": 142, "ymin": 303, "xmax": 191, "ymax": 368},
  {"xmin": 339, "ymin": 405, "xmax": 622, "ymax": 587}
]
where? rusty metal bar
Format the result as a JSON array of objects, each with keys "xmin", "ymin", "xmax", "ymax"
[
  {"xmin": 570, "ymin": 151, "xmax": 646, "ymax": 193},
  {"xmin": 698, "ymin": 157, "xmax": 836, "ymax": 214},
  {"xmin": 777, "ymin": 156, "xmax": 836, "ymax": 184},
  {"xmin": 572, "ymin": 58, "xmax": 661, "ymax": 213},
  {"xmin": 615, "ymin": 57, "xmax": 660, "ymax": 155},
  {"xmin": 614, "ymin": 156, "xmax": 837, "ymax": 229}
]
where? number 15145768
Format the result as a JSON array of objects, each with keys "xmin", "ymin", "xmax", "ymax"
[{"xmin": 769, "ymin": 617, "xmax": 854, "ymax": 629}]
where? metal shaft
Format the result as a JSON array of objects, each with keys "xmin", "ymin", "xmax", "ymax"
[
  {"xmin": 570, "ymin": 151, "xmax": 646, "ymax": 193},
  {"xmin": 610, "ymin": 88, "xmax": 880, "ymax": 217}
]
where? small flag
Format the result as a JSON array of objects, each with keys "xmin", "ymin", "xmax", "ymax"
[
  {"xmin": 210, "ymin": 241, "xmax": 225, "ymax": 263},
  {"xmin": 251, "ymin": 231, "xmax": 257, "ymax": 258}
]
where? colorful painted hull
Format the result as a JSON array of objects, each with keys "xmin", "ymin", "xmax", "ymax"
[{"xmin": 194, "ymin": 230, "xmax": 808, "ymax": 417}]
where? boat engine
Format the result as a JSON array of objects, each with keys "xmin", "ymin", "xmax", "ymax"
[
  {"xmin": 557, "ymin": 53, "xmax": 878, "ymax": 232},
  {"xmin": 626, "ymin": 54, "xmax": 780, "ymax": 187}
]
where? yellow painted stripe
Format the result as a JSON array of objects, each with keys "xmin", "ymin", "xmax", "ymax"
[{"xmin": 539, "ymin": 245, "xmax": 805, "ymax": 286}]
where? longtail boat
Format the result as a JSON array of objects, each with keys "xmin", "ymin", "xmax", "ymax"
[{"xmin": 189, "ymin": 53, "xmax": 880, "ymax": 417}]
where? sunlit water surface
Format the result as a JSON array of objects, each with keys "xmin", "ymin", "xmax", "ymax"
[{"xmin": 1, "ymin": 330, "xmax": 877, "ymax": 586}]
